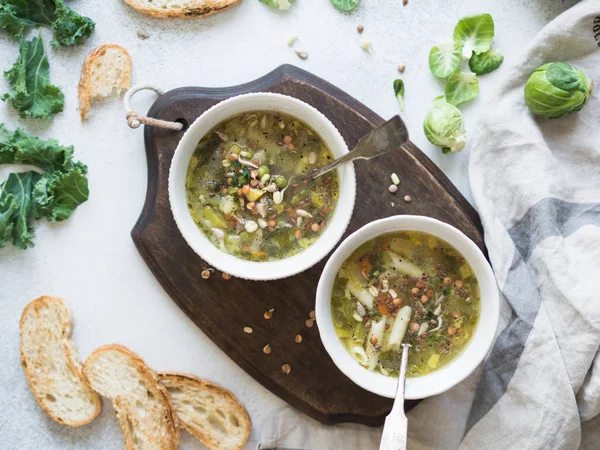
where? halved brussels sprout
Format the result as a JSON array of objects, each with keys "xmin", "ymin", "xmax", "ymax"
[
  {"xmin": 423, "ymin": 96, "xmax": 466, "ymax": 153},
  {"xmin": 524, "ymin": 62, "xmax": 593, "ymax": 119},
  {"xmin": 259, "ymin": 0, "xmax": 295, "ymax": 10}
]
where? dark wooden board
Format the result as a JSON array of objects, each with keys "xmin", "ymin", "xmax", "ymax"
[{"xmin": 133, "ymin": 64, "xmax": 485, "ymax": 426}]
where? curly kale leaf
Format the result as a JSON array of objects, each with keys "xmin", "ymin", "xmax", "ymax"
[
  {"xmin": 0, "ymin": 171, "xmax": 41, "ymax": 249},
  {"xmin": 32, "ymin": 166, "xmax": 88, "ymax": 222},
  {"xmin": 0, "ymin": 126, "xmax": 88, "ymax": 249},
  {"xmin": 2, "ymin": 33, "xmax": 64, "ymax": 119},
  {"xmin": 0, "ymin": 0, "xmax": 95, "ymax": 46}
]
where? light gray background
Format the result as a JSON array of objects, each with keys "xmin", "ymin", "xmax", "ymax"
[{"xmin": 0, "ymin": 0, "xmax": 579, "ymax": 448}]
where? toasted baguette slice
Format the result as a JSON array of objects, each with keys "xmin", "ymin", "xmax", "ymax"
[
  {"xmin": 159, "ymin": 372, "xmax": 251, "ymax": 450},
  {"xmin": 78, "ymin": 45, "xmax": 131, "ymax": 120},
  {"xmin": 20, "ymin": 296, "xmax": 102, "ymax": 427},
  {"xmin": 123, "ymin": 0, "xmax": 240, "ymax": 18},
  {"xmin": 82, "ymin": 345, "xmax": 179, "ymax": 450}
]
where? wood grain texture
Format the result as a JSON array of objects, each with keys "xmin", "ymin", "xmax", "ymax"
[{"xmin": 132, "ymin": 65, "xmax": 485, "ymax": 426}]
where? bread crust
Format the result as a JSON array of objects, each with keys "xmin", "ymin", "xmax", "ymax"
[
  {"xmin": 82, "ymin": 344, "xmax": 179, "ymax": 450},
  {"xmin": 123, "ymin": 0, "xmax": 241, "ymax": 19},
  {"xmin": 20, "ymin": 296, "xmax": 102, "ymax": 427},
  {"xmin": 78, "ymin": 44, "xmax": 132, "ymax": 121},
  {"xmin": 159, "ymin": 371, "xmax": 251, "ymax": 450}
]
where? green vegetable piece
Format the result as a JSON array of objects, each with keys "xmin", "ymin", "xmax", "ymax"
[
  {"xmin": 32, "ymin": 166, "xmax": 88, "ymax": 222},
  {"xmin": 423, "ymin": 96, "xmax": 466, "ymax": 154},
  {"xmin": 2, "ymin": 33, "xmax": 64, "ymax": 119},
  {"xmin": 246, "ymin": 188, "xmax": 264, "ymax": 202},
  {"xmin": 453, "ymin": 13, "xmax": 494, "ymax": 59},
  {"xmin": 393, "ymin": 79, "xmax": 405, "ymax": 112},
  {"xmin": 468, "ymin": 48, "xmax": 504, "ymax": 75},
  {"xmin": 445, "ymin": 71, "xmax": 479, "ymax": 106},
  {"xmin": 330, "ymin": 0, "xmax": 360, "ymax": 11},
  {"xmin": 524, "ymin": 62, "xmax": 593, "ymax": 118},
  {"xmin": 202, "ymin": 206, "xmax": 227, "ymax": 228},
  {"xmin": 429, "ymin": 40, "xmax": 463, "ymax": 78},
  {"xmin": 259, "ymin": 0, "xmax": 295, "ymax": 10},
  {"xmin": 0, "ymin": 128, "xmax": 74, "ymax": 171},
  {"xmin": 258, "ymin": 165, "xmax": 270, "ymax": 178},
  {"xmin": 0, "ymin": 125, "xmax": 89, "ymax": 249},
  {"xmin": 275, "ymin": 175, "xmax": 287, "ymax": 189},
  {"xmin": 0, "ymin": 0, "xmax": 95, "ymax": 46},
  {"xmin": 0, "ymin": 171, "xmax": 40, "ymax": 249}
]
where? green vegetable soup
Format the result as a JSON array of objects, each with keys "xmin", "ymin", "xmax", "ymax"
[
  {"xmin": 185, "ymin": 111, "xmax": 339, "ymax": 262},
  {"xmin": 331, "ymin": 231, "xmax": 480, "ymax": 378}
]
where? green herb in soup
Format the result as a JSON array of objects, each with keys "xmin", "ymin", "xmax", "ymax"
[
  {"xmin": 185, "ymin": 111, "xmax": 339, "ymax": 262},
  {"xmin": 331, "ymin": 231, "xmax": 480, "ymax": 378}
]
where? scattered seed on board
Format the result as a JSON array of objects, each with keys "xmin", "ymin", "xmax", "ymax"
[
  {"xmin": 309, "ymin": 310, "xmax": 316, "ymax": 320},
  {"xmin": 389, "ymin": 184, "xmax": 398, "ymax": 194},
  {"xmin": 222, "ymin": 272, "xmax": 232, "ymax": 280},
  {"xmin": 391, "ymin": 202, "xmax": 395, "ymax": 207},
  {"xmin": 403, "ymin": 0, "xmax": 409, "ymax": 6},
  {"xmin": 288, "ymin": 35, "xmax": 298, "ymax": 46},
  {"xmin": 295, "ymin": 334, "xmax": 303, "ymax": 343},
  {"xmin": 357, "ymin": 25, "xmax": 364, "ymax": 33},
  {"xmin": 264, "ymin": 309, "xmax": 274, "ymax": 320},
  {"xmin": 243, "ymin": 327, "xmax": 253, "ymax": 334},
  {"xmin": 136, "ymin": 29, "xmax": 149, "ymax": 40},
  {"xmin": 391, "ymin": 173, "xmax": 400, "ymax": 185},
  {"xmin": 397, "ymin": 64, "xmax": 406, "ymax": 73},
  {"xmin": 404, "ymin": 194, "xmax": 412, "ymax": 203},
  {"xmin": 282, "ymin": 364, "xmax": 291, "ymax": 375},
  {"xmin": 296, "ymin": 51, "xmax": 308, "ymax": 60},
  {"xmin": 305, "ymin": 319, "xmax": 314, "ymax": 328},
  {"xmin": 201, "ymin": 269, "xmax": 211, "ymax": 279},
  {"xmin": 360, "ymin": 40, "xmax": 372, "ymax": 51},
  {"xmin": 263, "ymin": 344, "xmax": 272, "ymax": 354}
]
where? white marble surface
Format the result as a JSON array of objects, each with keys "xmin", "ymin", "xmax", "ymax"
[{"xmin": 0, "ymin": 0, "xmax": 578, "ymax": 448}]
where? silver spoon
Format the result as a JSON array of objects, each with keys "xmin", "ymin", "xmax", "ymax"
[
  {"xmin": 310, "ymin": 115, "xmax": 410, "ymax": 179},
  {"xmin": 378, "ymin": 343, "xmax": 411, "ymax": 450}
]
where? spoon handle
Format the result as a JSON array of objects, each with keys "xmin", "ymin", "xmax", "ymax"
[
  {"xmin": 378, "ymin": 344, "xmax": 411, "ymax": 450},
  {"xmin": 310, "ymin": 115, "xmax": 409, "ymax": 179}
]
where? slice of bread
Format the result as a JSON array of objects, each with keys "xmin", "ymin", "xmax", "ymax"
[
  {"xmin": 123, "ymin": 0, "xmax": 241, "ymax": 19},
  {"xmin": 20, "ymin": 296, "xmax": 102, "ymax": 427},
  {"xmin": 82, "ymin": 345, "xmax": 179, "ymax": 450},
  {"xmin": 78, "ymin": 45, "xmax": 132, "ymax": 121},
  {"xmin": 159, "ymin": 372, "xmax": 251, "ymax": 450}
]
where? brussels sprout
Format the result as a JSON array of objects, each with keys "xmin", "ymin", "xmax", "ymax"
[
  {"xmin": 453, "ymin": 13, "xmax": 494, "ymax": 59},
  {"xmin": 524, "ymin": 62, "xmax": 593, "ymax": 119},
  {"xmin": 393, "ymin": 79, "xmax": 405, "ymax": 111},
  {"xmin": 429, "ymin": 40, "xmax": 463, "ymax": 78},
  {"xmin": 330, "ymin": 0, "xmax": 360, "ymax": 11},
  {"xmin": 423, "ymin": 96, "xmax": 466, "ymax": 154},
  {"xmin": 469, "ymin": 49, "xmax": 504, "ymax": 75},
  {"xmin": 445, "ymin": 71, "xmax": 479, "ymax": 106},
  {"xmin": 259, "ymin": 0, "xmax": 294, "ymax": 10}
]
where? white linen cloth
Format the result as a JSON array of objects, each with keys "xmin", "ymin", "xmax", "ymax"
[{"xmin": 259, "ymin": 1, "xmax": 600, "ymax": 448}]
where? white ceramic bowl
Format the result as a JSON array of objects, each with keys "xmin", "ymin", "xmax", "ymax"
[
  {"xmin": 316, "ymin": 215, "xmax": 499, "ymax": 399},
  {"xmin": 169, "ymin": 93, "xmax": 356, "ymax": 280}
]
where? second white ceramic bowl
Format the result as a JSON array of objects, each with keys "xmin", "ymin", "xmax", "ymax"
[
  {"xmin": 169, "ymin": 93, "xmax": 356, "ymax": 280},
  {"xmin": 316, "ymin": 215, "xmax": 499, "ymax": 399}
]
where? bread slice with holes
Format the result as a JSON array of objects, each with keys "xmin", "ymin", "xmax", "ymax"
[
  {"xmin": 82, "ymin": 345, "xmax": 179, "ymax": 450},
  {"xmin": 159, "ymin": 372, "xmax": 251, "ymax": 450},
  {"xmin": 78, "ymin": 45, "xmax": 131, "ymax": 121},
  {"xmin": 20, "ymin": 296, "xmax": 102, "ymax": 427},
  {"xmin": 123, "ymin": 0, "xmax": 241, "ymax": 19}
]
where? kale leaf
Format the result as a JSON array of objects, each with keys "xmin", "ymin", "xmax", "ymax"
[
  {"xmin": 0, "ymin": 126, "xmax": 88, "ymax": 249},
  {"xmin": 2, "ymin": 33, "xmax": 64, "ymax": 119},
  {"xmin": 0, "ymin": 171, "xmax": 41, "ymax": 249},
  {"xmin": 0, "ymin": 0, "xmax": 95, "ymax": 46}
]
